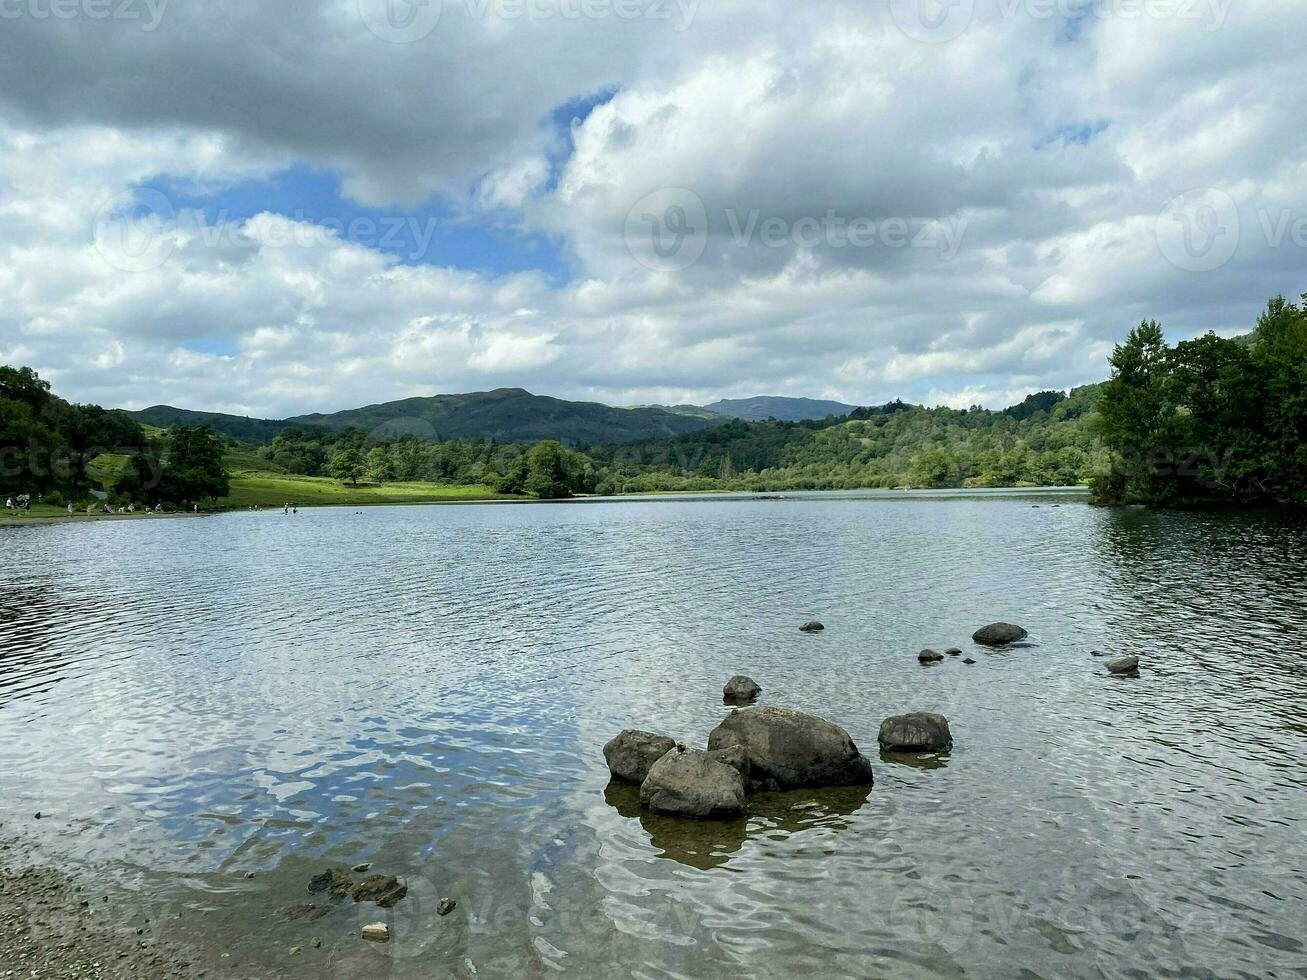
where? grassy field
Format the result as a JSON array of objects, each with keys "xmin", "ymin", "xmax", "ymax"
[{"xmin": 220, "ymin": 470, "xmax": 512, "ymax": 508}]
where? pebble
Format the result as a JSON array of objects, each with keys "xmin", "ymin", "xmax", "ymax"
[{"xmin": 437, "ymin": 898, "xmax": 457, "ymax": 916}]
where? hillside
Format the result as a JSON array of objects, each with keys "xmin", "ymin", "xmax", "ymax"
[
  {"xmin": 129, "ymin": 388, "xmax": 720, "ymax": 446},
  {"xmin": 700, "ymin": 396, "xmax": 858, "ymax": 421}
]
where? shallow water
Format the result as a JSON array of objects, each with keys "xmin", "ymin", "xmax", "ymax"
[{"xmin": 2, "ymin": 490, "xmax": 1306, "ymax": 978}]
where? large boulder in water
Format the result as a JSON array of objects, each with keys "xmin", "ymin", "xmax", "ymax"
[
  {"xmin": 878, "ymin": 713, "xmax": 953, "ymax": 753},
  {"xmin": 707, "ymin": 706, "xmax": 874, "ymax": 789},
  {"xmin": 1108, "ymin": 656, "xmax": 1140, "ymax": 675},
  {"xmin": 799, "ymin": 621, "xmax": 825, "ymax": 633},
  {"xmin": 972, "ymin": 622, "xmax": 1028, "ymax": 646},
  {"xmin": 604, "ymin": 730, "xmax": 677, "ymax": 783},
  {"xmin": 639, "ymin": 749, "xmax": 746, "ymax": 818}
]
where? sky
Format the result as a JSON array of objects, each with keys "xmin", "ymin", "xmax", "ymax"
[{"xmin": 1, "ymin": 0, "xmax": 1304, "ymax": 418}]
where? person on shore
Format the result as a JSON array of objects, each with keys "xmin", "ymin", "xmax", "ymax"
[
  {"xmin": 4, "ymin": 497, "xmax": 12, "ymax": 513},
  {"xmin": 66, "ymin": 503, "xmax": 74, "ymax": 515}
]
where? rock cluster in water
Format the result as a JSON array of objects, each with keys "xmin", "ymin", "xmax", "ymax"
[{"xmin": 606, "ymin": 690, "xmax": 876, "ymax": 819}]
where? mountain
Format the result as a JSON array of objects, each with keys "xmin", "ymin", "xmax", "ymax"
[
  {"xmin": 700, "ymin": 396, "xmax": 859, "ymax": 421},
  {"xmin": 129, "ymin": 388, "xmax": 720, "ymax": 445}
]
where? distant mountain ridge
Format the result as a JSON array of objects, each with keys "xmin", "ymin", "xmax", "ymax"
[
  {"xmin": 129, "ymin": 387, "xmax": 726, "ymax": 446},
  {"xmin": 699, "ymin": 396, "xmax": 858, "ymax": 421}
]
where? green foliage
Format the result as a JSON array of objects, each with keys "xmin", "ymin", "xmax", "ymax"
[
  {"xmin": 1, "ymin": 364, "xmax": 148, "ymax": 500},
  {"xmin": 153, "ymin": 426, "xmax": 230, "ymax": 504},
  {"xmin": 1093, "ymin": 296, "xmax": 1307, "ymax": 505},
  {"xmin": 328, "ymin": 446, "xmax": 366, "ymax": 486}
]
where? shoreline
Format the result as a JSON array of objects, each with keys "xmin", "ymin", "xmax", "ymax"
[{"xmin": 1, "ymin": 486, "xmax": 1095, "ymax": 528}]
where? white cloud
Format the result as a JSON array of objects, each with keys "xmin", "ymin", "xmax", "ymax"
[{"xmin": 2, "ymin": 1, "xmax": 1306, "ymax": 416}]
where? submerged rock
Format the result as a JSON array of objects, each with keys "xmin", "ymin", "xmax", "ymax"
[
  {"xmin": 799, "ymin": 621, "xmax": 825, "ymax": 633},
  {"xmin": 437, "ymin": 897, "xmax": 457, "ymax": 916},
  {"xmin": 962, "ymin": 658, "xmax": 977, "ymax": 665},
  {"xmin": 351, "ymin": 875, "xmax": 407, "ymax": 908},
  {"xmin": 723, "ymin": 675, "xmax": 762, "ymax": 702},
  {"xmin": 351, "ymin": 862, "xmax": 371, "ymax": 873},
  {"xmin": 879, "ymin": 713, "xmax": 953, "ymax": 753},
  {"xmin": 604, "ymin": 730, "xmax": 677, "ymax": 784},
  {"xmin": 918, "ymin": 649, "xmax": 944, "ymax": 663},
  {"xmin": 278, "ymin": 904, "xmax": 332, "ymax": 922},
  {"xmin": 945, "ymin": 648, "xmax": 962, "ymax": 656},
  {"xmin": 707, "ymin": 706, "xmax": 874, "ymax": 790},
  {"xmin": 1108, "ymin": 656, "xmax": 1140, "ymax": 675},
  {"xmin": 307, "ymin": 869, "xmax": 353, "ymax": 899},
  {"xmin": 972, "ymin": 623, "xmax": 1029, "ymax": 646},
  {"xmin": 361, "ymin": 922, "xmax": 389, "ymax": 943},
  {"xmin": 640, "ymin": 749, "xmax": 746, "ymax": 818}
]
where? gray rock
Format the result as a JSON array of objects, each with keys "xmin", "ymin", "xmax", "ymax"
[
  {"xmin": 707, "ymin": 745, "xmax": 751, "ymax": 782},
  {"xmin": 879, "ymin": 713, "xmax": 953, "ymax": 753},
  {"xmin": 307, "ymin": 869, "xmax": 352, "ymax": 898},
  {"xmin": 918, "ymin": 649, "xmax": 944, "ymax": 663},
  {"xmin": 799, "ymin": 621, "xmax": 825, "ymax": 633},
  {"xmin": 604, "ymin": 730, "xmax": 677, "ymax": 783},
  {"xmin": 723, "ymin": 675, "xmax": 762, "ymax": 701},
  {"xmin": 351, "ymin": 875, "xmax": 407, "ymax": 908},
  {"xmin": 361, "ymin": 922, "xmax": 389, "ymax": 942},
  {"xmin": 945, "ymin": 648, "xmax": 962, "ymax": 656},
  {"xmin": 1108, "ymin": 656, "xmax": 1140, "ymax": 674},
  {"xmin": 436, "ymin": 898, "xmax": 457, "ymax": 916},
  {"xmin": 707, "ymin": 706, "xmax": 874, "ymax": 790},
  {"xmin": 640, "ymin": 749, "xmax": 746, "ymax": 818},
  {"xmin": 962, "ymin": 658, "xmax": 976, "ymax": 665},
  {"xmin": 351, "ymin": 863, "xmax": 371, "ymax": 873},
  {"xmin": 972, "ymin": 622, "xmax": 1029, "ymax": 646}
]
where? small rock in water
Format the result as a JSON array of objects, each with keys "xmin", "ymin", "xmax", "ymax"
[
  {"xmin": 962, "ymin": 658, "xmax": 976, "ymax": 665},
  {"xmin": 640, "ymin": 748, "xmax": 746, "ymax": 818},
  {"xmin": 1091, "ymin": 650, "xmax": 1109, "ymax": 658},
  {"xmin": 918, "ymin": 649, "xmax": 944, "ymax": 663},
  {"xmin": 351, "ymin": 863, "xmax": 371, "ymax": 874},
  {"xmin": 34, "ymin": 812, "xmax": 41, "ymax": 820},
  {"xmin": 879, "ymin": 713, "xmax": 953, "ymax": 753},
  {"xmin": 603, "ymin": 730, "xmax": 677, "ymax": 784},
  {"xmin": 289, "ymin": 946, "xmax": 302, "ymax": 956},
  {"xmin": 243, "ymin": 871, "xmax": 256, "ymax": 879},
  {"xmin": 361, "ymin": 922, "xmax": 390, "ymax": 943},
  {"xmin": 1108, "ymin": 656, "xmax": 1140, "ymax": 675},
  {"xmin": 723, "ymin": 675, "xmax": 762, "ymax": 702},
  {"xmin": 351, "ymin": 874, "xmax": 408, "ymax": 908},
  {"xmin": 311, "ymin": 937, "xmax": 322, "ymax": 949},
  {"xmin": 799, "ymin": 620, "xmax": 825, "ymax": 633},
  {"xmin": 972, "ymin": 622, "xmax": 1028, "ymax": 646},
  {"xmin": 945, "ymin": 648, "xmax": 962, "ymax": 656},
  {"xmin": 307, "ymin": 868, "xmax": 353, "ymax": 898},
  {"xmin": 437, "ymin": 898, "xmax": 457, "ymax": 916}
]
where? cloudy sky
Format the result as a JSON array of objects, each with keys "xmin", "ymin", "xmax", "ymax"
[{"xmin": 1, "ymin": 0, "xmax": 1303, "ymax": 417}]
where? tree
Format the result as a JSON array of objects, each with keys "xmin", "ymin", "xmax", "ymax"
[
  {"xmin": 1094, "ymin": 320, "xmax": 1171, "ymax": 503},
  {"xmin": 154, "ymin": 426, "xmax": 229, "ymax": 504},
  {"xmin": 525, "ymin": 440, "xmax": 578, "ymax": 499},
  {"xmin": 329, "ymin": 446, "xmax": 366, "ymax": 486},
  {"xmin": 366, "ymin": 446, "xmax": 395, "ymax": 483}
]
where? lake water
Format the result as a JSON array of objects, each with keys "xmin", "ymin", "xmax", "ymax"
[{"xmin": 2, "ymin": 491, "xmax": 1306, "ymax": 978}]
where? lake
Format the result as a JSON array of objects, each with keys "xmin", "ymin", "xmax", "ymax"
[{"xmin": 2, "ymin": 490, "xmax": 1305, "ymax": 978}]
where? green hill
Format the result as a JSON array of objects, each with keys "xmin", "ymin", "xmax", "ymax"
[
  {"xmin": 699, "ymin": 396, "xmax": 858, "ymax": 421},
  {"xmin": 129, "ymin": 388, "xmax": 720, "ymax": 446}
]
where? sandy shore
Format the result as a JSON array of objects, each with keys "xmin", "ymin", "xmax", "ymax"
[
  {"xmin": 0, "ymin": 861, "xmax": 218, "ymax": 980},
  {"xmin": 0, "ymin": 512, "xmax": 210, "ymax": 529}
]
